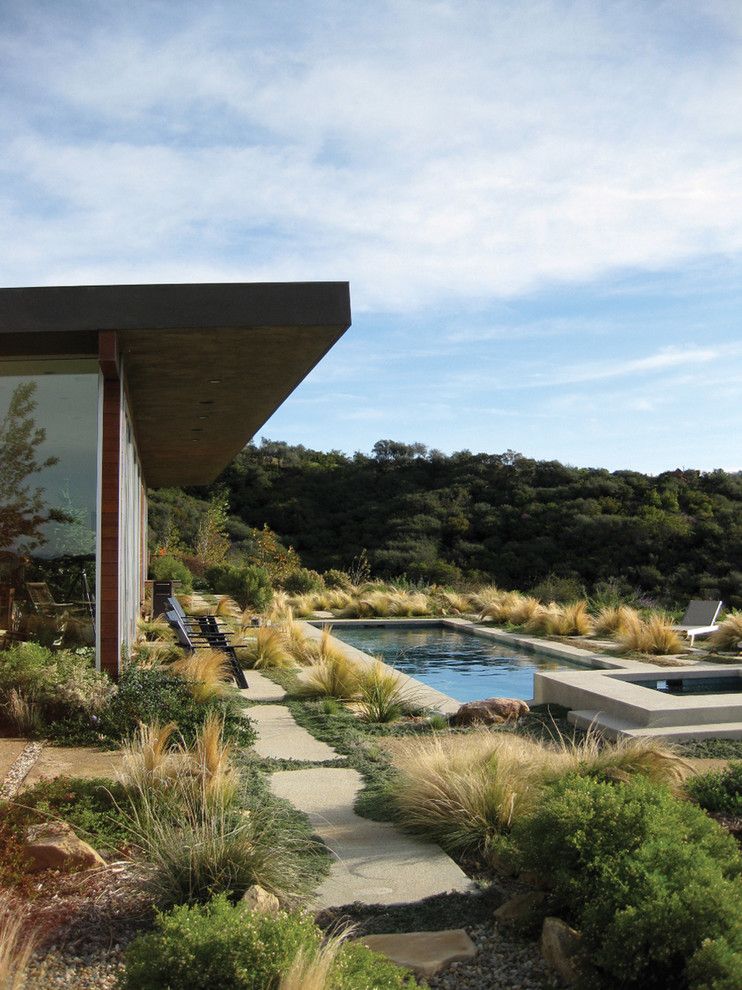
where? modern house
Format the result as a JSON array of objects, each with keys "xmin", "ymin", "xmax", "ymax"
[{"xmin": 0, "ymin": 282, "xmax": 351, "ymax": 678}]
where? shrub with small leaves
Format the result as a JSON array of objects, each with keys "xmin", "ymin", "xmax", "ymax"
[
  {"xmin": 511, "ymin": 774, "xmax": 742, "ymax": 989},
  {"xmin": 282, "ymin": 567, "xmax": 325, "ymax": 594},
  {"xmin": 686, "ymin": 762, "xmax": 742, "ymax": 815}
]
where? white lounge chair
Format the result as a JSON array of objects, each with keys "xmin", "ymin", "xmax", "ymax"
[{"xmin": 672, "ymin": 600, "xmax": 723, "ymax": 645}]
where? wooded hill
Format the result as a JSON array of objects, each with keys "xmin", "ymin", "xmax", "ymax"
[{"xmin": 149, "ymin": 439, "xmax": 742, "ymax": 609}]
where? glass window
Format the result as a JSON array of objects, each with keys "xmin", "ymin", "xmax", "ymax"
[{"xmin": 0, "ymin": 360, "xmax": 99, "ymax": 650}]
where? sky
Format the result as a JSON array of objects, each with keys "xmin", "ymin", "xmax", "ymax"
[{"xmin": 1, "ymin": 0, "xmax": 741, "ymax": 474}]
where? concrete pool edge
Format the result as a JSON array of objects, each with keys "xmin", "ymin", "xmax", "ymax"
[{"xmin": 304, "ymin": 618, "xmax": 742, "ymax": 741}]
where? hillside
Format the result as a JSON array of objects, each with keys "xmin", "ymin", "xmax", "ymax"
[{"xmin": 149, "ymin": 439, "xmax": 742, "ymax": 608}]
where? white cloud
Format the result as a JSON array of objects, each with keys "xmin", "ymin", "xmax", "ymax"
[{"xmin": 1, "ymin": 1, "xmax": 742, "ymax": 309}]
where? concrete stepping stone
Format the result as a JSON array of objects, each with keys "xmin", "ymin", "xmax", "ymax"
[
  {"xmin": 359, "ymin": 930, "xmax": 477, "ymax": 980},
  {"xmin": 239, "ymin": 670, "xmax": 286, "ymax": 702},
  {"xmin": 270, "ymin": 767, "xmax": 474, "ymax": 908},
  {"xmin": 250, "ymin": 705, "xmax": 339, "ymax": 762}
]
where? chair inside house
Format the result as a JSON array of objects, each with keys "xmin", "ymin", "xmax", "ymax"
[
  {"xmin": 0, "ymin": 584, "xmax": 15, "ymax": 649},
  {"xmin": 26, "ymin": 582, "xmax": 81, "ymax": 613},
  {"xmin": 672, "ymin": 600, "xmax": 723, "ymax": 645}
]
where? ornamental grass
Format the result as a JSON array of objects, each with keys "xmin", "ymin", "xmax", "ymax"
[
  {"xmin": 616, "ymin": 613, "xmax": 685, "ymax": 655},
  {"xmin": 0, "ymin": 893, "xmax": 35, "ymax": 990},
  {"xmin": 170, "ymin": 650, "xmax": 233, "ymax": 701},
  {"xmin": 709, "ymin": 612, "xmax": 742, "ymax": 652},
  {"xmin": 593, "ymin": 604, "xmax": 641, "ymax": 637},
  {"xmin": 386, "ymin": 729, "xmax": 691, "ymax": 865},
  {"xmin": 236, "ymin": 628, "xmax": 293, "ymax": 670},
  {"xmin": 355, "ymin": 661, "xmax": 421, "ymax": 723}
]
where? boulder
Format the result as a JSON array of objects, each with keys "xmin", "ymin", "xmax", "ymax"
[
  {"xmin": 450, "ymin": 697, "xmax": 530, "ymax": 726},
  {"xmin": 540, "ymin": 916, "xmax": 582, "ymax": 985},
  {"xmin": 24, "ymin": 822, "xmax": 105, "ymax": 873},
  {"xmin": 241, "ymin": 884, "xmax": 280, "ymax": 915},
  {"xmin": 359, "ymin": 930, "xmax": 477, "ymax": 979},
  {"xmin": 493, "ymin": 890, "xmax": 547, "ymax": 926}
]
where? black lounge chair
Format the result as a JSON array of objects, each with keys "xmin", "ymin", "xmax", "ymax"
[{"xmin": 166, "ymin": 609, "xmax": 248, "ymax": 691}]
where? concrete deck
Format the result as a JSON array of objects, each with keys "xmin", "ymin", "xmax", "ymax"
[
  {"xmin": 249, "ymin": 704, "xmax": 339, "ymax": 762},
  {"xmin": 270, "ymin": 766, "xmax": 474, "ymax": 908}
]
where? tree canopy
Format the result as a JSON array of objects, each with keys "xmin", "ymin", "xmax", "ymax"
[{"xmin": 148, "ymin": 438, "xmax": 742, "ymax": 608}]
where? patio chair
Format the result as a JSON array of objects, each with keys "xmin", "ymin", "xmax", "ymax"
[
  {"xmin": 166, "ymin": 609, "xmax": 248, "ymax": 690},
  {"xmin": 25, "ymin": 582, "xmax": 86, "ymax": 615},
  {"xmin": 671, "ymin": 600, "xmax": 723, "ymax": 646},
  {"xmin": 0, "ymin": 584, "xmax": 15, "ymax": 648}
]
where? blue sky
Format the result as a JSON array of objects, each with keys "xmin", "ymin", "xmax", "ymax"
[{"xmin": 2, "ymin": 1, "xmax": 741, "ymax": 473}]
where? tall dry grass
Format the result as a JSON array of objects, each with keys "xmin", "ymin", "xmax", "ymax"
[
  {"xmin": 593, "ymin": 605, "xmax": 641, "ymax": 637},
  {"xmin": 708, "ymin": 612, "xmax": 742, "ymax": 651},
  {"xmin": 355, "ymin": 661, "xmax": 420, "ymax": 722},
  {"xmin": 386, "ymin": 729, "xmax": 691, "ymax": 862},
  {"xmin": 236, "ymin": 628, "xmax": 293, "ymax": 669},
  {"xmin": 300, "ymin": 655, "xmax": 360, "ymax": 700},
  {"xmin": 0, "ymin": 894, "xmax": 35, "ymax": 990},
  {"xmin": 278, "ymin": 932, "xmax": 349, "ymax": 990},
  {"xmin": 170, "ymin": 650, "xmax": 233, "ymax": 701},
  {"xmin": 616, "ymin": 613, "xmax": 685, "ymax": 655}
]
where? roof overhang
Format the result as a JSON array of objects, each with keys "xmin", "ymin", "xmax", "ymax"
[{"xmin": 0, "ymin": 282, "xmax": 351, "ymax": 487}]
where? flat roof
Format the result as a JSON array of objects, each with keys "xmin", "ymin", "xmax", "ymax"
[{"xmin": 0, "ymin": 282, "xmax": 351, "ymax": 487}]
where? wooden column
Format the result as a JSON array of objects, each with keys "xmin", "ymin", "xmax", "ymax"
[{"xmin": 98, "ymin": 331, "xmax": 121, "ymax": 679}]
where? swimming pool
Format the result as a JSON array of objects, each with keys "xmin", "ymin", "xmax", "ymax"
[{"xmin": 330, "ymin": 624, "xmax": 588, "ymax": 703}]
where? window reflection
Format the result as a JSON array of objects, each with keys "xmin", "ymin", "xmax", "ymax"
[{"xmin": 0, "ymin": 362, "xmax": 98, "ymax": 650}]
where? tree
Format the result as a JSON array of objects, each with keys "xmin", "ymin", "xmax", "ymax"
[
  {"xmin": 0, "ymin": 382, "xmax": 62, "ymax": 552},
  {"xmin": 195, "ymin": 489, "xmax": 231, "ymax": 567}
]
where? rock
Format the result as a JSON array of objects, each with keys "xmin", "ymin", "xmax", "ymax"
[
  {"xmin": 494, "ymin": 890, "xmax": 547, "ymax": 926},
  {"xmin": 540, "ymin": 916, "xmax": 582, "ymax": 985},
  {"xmin": 489, "ymin": 850, "xmax": 518, "ymax": 876},
  {"xmin": 241, "ymin": 883, "xmax": 280, "ymax": 915},
  {"xmin": 359, "ymin": 930, "xmax": 477, "ymax": 979},
  {"xmin": 24, "ymin": 822, "xmax": 105, "ymax": 873},
  {"xmin": 450, "ymin": 697, "xmax": 530, "ymax": 726}
]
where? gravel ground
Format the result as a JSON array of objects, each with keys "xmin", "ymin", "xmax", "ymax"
[
  {"xmin": 0, "ymin": 740, "xmax": 44, "ymax": 798},
  {"xmin": 428, "ymin": 922, "xmax": 559, "ymax": 990},
  {"xmin": 20, "ymin": 866, "xmax": 152, "ymax": 990}
]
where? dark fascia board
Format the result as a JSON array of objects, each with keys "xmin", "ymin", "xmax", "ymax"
[
  {"xmin": 0, "ymin": 282, "xmax": 352, "ymax": 487},
  {"xmin": 0, "ymin": 282, "xmax": 351, "ymax": 335}
]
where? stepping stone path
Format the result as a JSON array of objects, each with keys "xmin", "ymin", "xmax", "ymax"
[
  {"xmin": 249, "ymin": 705, "xmax": 339, "ymax": 763},
  {"xmin": 270, "ymin": 766, "xmax": 474, "ymax": 909},
  {"xmin": 239, "ymin": 670, "xmax": 287, "ymax": 702},
  {"xmin": 360, "ymin": 930, "xmax": 477, "ymax": 980}
]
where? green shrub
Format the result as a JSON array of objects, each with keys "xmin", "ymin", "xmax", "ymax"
[
  {"xmin": 0, "ymin": 643, "xmax": 116, "ymax": 740},
  {"xmin": 100, "ymin": 663, "xmax": 255, "ymax": 748},
  {"xmin": 282, "ymin": 567, "xmax": 325, "ymax": 594},
  {"xmin": 323, "ymin": 568, "xmax": 353, "ymax": 590},
  {"xmin": 530, "ymin": 573, "xmax": 585, "ymax": 604},
  {"xmin": 686, "ymin": 762, "xmax": 742, "ymax": 815},
  {"xmin": 687, "ymin": 928, "xmax": 742, "ymax": 990},
  {"xmin": 512, "ymin": 774, "xmax": 742, "ymax": 988},
  {"xmin": 3, "ymin": 776, "xmax": 129, "ymax": 853},
  {"xmin": 123, "ymin": 895, "xmax": 319, "ymax": 990},
  {"xmin": 123, "ymin": 894, "xmax": 420, "ymax": 990},
  {"xmin": 333, "ymin": 941, "xmax": 421, "ymax": 989},
  {"xmin": 150, "ymin": 554, "xmax": 194, "ymax": 592},
  {"xmin": 205, "ymin": 563, "xmax": 273, "ymax": 611}
]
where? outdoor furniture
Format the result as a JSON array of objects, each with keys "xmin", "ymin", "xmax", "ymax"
[
  {"xmin": 166, "ymin": 609, "xmax": 248, "ymax": 690},
  {"xmin": 25, "ymin": 582, "xmax": 87, "ymax": 615},
  {"xmin": 166, "ymin": 596, "xmax": 233, "ymax": 638},
  {"xmin": 671, "ymin": 600, "xmax": 723, "ymax": 646},
  {"xmin": 0, "ymin": 584, "xmax": 15, "ymax": 647}
]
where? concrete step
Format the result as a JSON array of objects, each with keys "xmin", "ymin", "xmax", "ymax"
[
  {"xmin": 568, "ymin": 709, "xmax": 742, "ymax": 741},
  {"xmin": 270, "ymin": 767, "xmax": 474, "ymax": 909},
  {"xmin": 567, "ymin": 709, "xmax": 640, "ymax": 736}
]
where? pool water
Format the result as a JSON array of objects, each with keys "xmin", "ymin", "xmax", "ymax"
[
  {"xmin": 331, "ymin": 624, "xmax": 586, "ymax": 703},
  {"xmin": 640, "ymin": 677, "xmax": 742, "ymax": 696}
]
